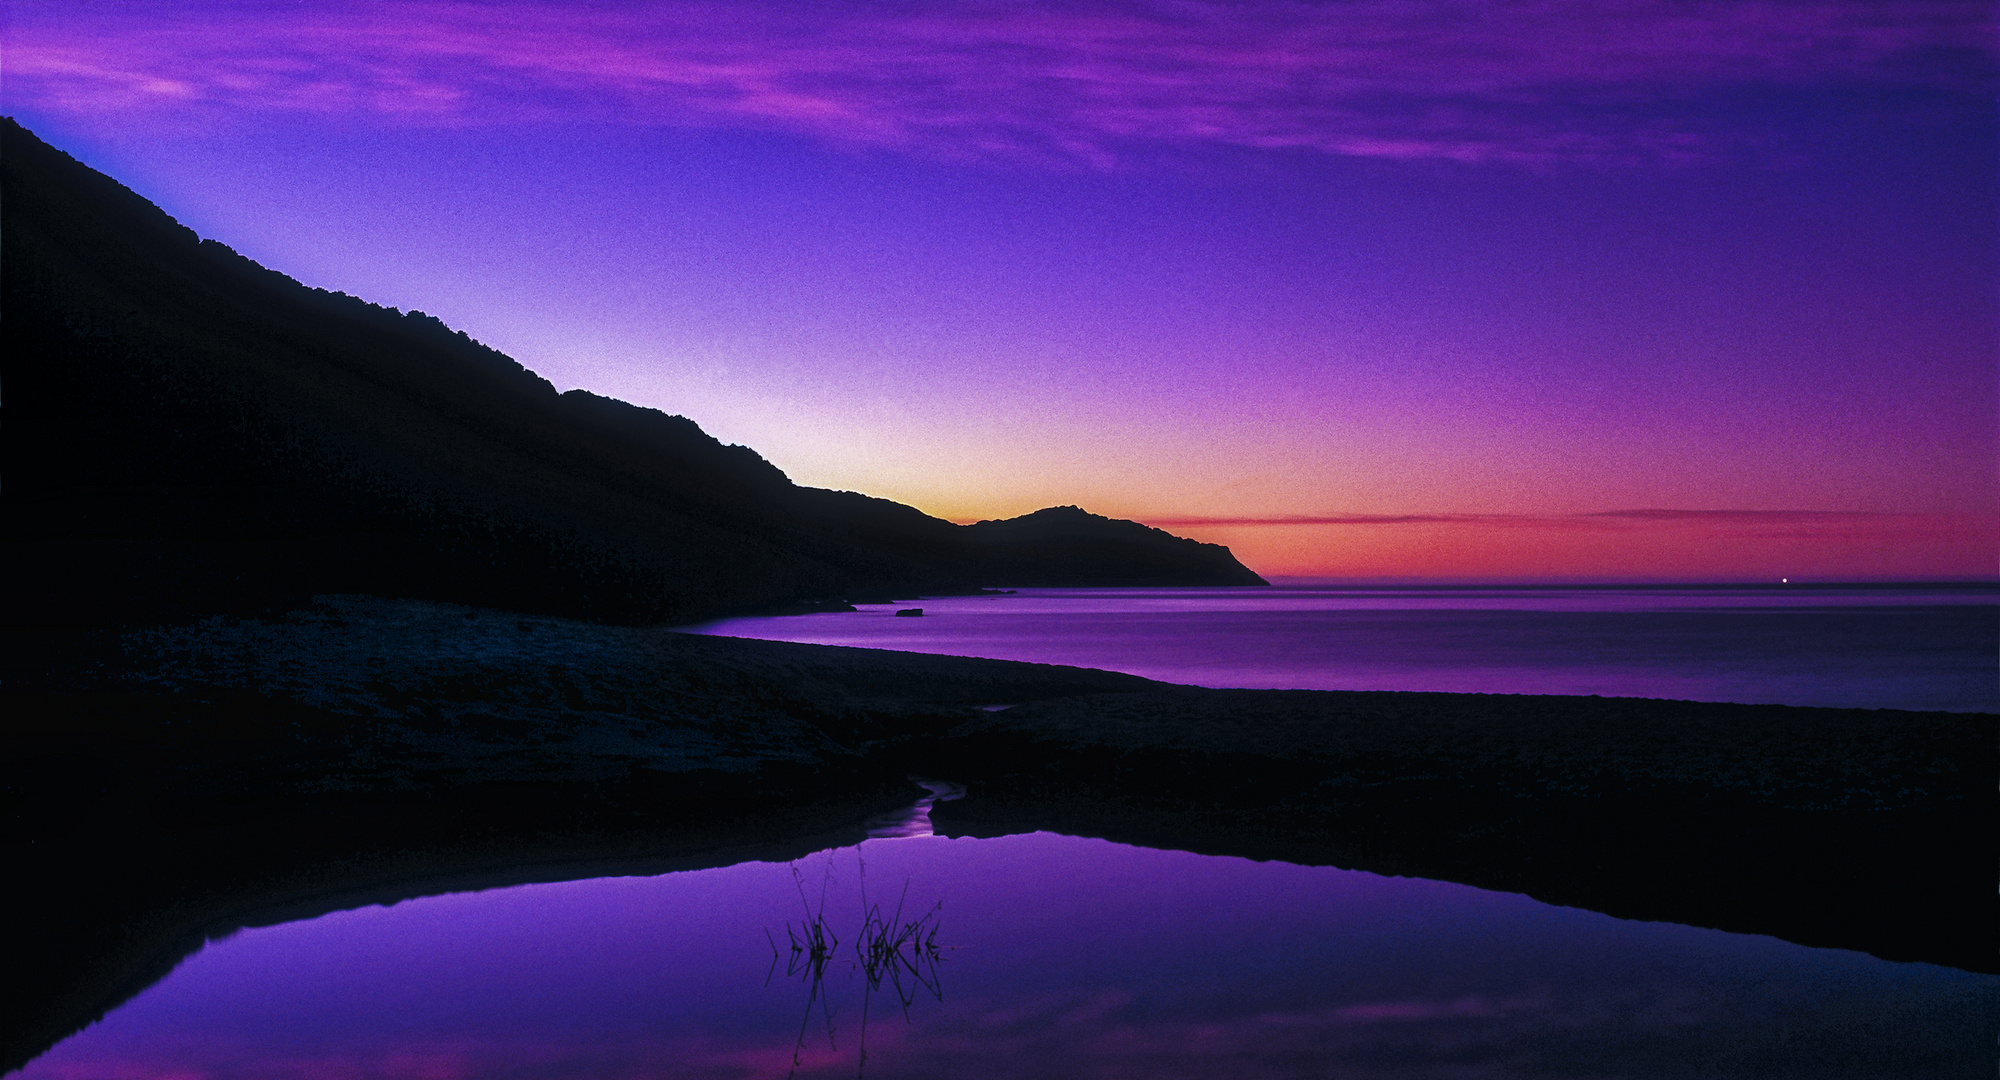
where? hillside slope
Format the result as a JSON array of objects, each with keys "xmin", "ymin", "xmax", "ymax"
[{"xmin": 1, "ymin": 118, "xmax": 1263, "ymax": 625}]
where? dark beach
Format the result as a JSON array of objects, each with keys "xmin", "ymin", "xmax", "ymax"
[{"xmin": 6, "ymin": 595, "xmax": 1991, "ymax": 1072}]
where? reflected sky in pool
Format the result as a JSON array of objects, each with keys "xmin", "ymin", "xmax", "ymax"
[
  {"xmin": 25, "ymin": 832, "xmax": 1994, "ymax": 1078},
  {"xmin": 687, "ymin": 585, "xmax": 2000, "ymax": 712}
]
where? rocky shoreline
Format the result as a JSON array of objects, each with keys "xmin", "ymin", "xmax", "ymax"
[{"xmin": 4, "ymin": 595, "xmax": 1993, "ymax": 1071}]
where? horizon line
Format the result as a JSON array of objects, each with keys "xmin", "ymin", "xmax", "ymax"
[{"xmin": 1129, "ymin": 509, "xmax": 1995, "ymax": 528}]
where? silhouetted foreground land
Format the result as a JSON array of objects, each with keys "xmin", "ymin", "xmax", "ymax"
[
  {"xmin": 3, "ymin": 116, "xmax": 1260, "ymax": 633},
  {"xmin": 4, "ymin": 597, "xmax": 1992, "ymax": 1071}
]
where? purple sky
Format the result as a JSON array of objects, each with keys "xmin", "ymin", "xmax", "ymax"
[{"xmin": 7, "ymin": 1, "xmax": 1994, "ymax": 578}]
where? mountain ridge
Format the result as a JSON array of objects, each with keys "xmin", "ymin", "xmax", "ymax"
[{"xmin": 1, "ymin": 117, "xmax": 1265, "ymax": 627}]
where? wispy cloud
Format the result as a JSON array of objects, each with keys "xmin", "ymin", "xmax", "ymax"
[
  {"xmin": 1142, "ymin": 509, "xmax": 1996, "ymax": 541},
  {"xmin": 1146, "ymin": 513, "xmax": 1554, "ymax": 527},
  {"xmin": 6, "ymin": 1, "xmax": 1991, "ymax": 165}
]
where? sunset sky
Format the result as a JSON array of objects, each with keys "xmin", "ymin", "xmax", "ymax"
[{"xmin": 7, "ymin": 1, "xmax": 1994, "ymax": 580}]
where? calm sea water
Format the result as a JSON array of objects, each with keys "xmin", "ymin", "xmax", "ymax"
[
  {"xmin": 688, "ymin": 584, "xmax": 1999, "ymax": 713},
  {"xmin": 26, "ymin": 831, "xmax": 1996, "ymax": 1079}
]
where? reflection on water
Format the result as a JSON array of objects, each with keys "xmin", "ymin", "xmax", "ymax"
[
  {"xmin": 770, "ymin": 852, "xmax": 950, "ymax": 1077},
  {"xmin": 864, "ymin": 780, "xmax": 966, "ymax": 839},
  {"xmin": 771, "ymin": 862, "xmax": 843, "ymax": 1075},
  {"xmin": 22, "ymin": 831, "xmax": 1996, "ymax": 1078}
]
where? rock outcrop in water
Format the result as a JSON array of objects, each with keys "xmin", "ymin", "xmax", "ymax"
[{"xmin": 0, "ymin": 118, "xmax": 1263, "ymax": 629}]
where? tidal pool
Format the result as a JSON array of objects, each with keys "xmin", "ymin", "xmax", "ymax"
[{"xmin": 23, "ymin": 831, "xmax": 1994, "ymax": 1079}]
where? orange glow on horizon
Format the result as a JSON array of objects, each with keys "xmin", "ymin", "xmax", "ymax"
[{"xmin": 1148, "ymin": 512, "xmax": 1999, "ymax": 582}]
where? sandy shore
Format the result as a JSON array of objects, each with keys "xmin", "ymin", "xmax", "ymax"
[{"xmin": 4, "ymin": 595, "xmax": 1992, "ymax": 1070}]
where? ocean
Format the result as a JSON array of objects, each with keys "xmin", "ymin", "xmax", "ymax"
[{"xmin": 686, "ymin": 583, "xmax": 1999, "ymax": 714}]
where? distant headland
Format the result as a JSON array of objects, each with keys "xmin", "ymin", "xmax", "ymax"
[{"xmin": 0, "ymin": 117, "xmax": 1264, "ymax": 629}]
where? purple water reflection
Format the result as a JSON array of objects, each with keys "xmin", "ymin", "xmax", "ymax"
[
  {"xmin": 26, "ymin": 832, "xmax": 1995, "ymax": 1078},
  {"xmin": 686, "ymin": 585, "xmax": 2000, "ymax": 712}
]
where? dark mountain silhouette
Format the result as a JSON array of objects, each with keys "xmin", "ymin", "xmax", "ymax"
[{"xmin": 2, "ymin": 118, "xmax": 1265, "ymax": 626}]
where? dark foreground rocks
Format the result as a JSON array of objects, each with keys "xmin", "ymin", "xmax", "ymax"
[
  {"xmin": 4, "ymin": 596, "xmax": 1993, "ymax": 1071},
  {"xmin": 923, "ymin": 688, "xmax": 1991, "ymax": 973}
]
